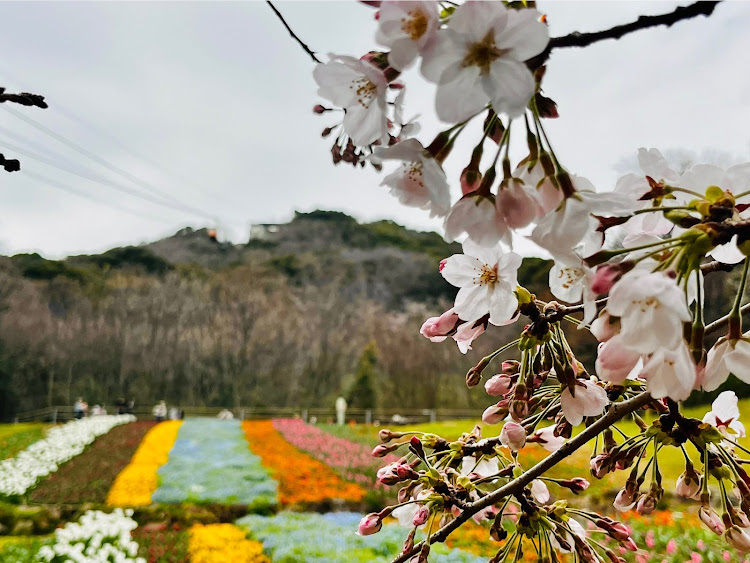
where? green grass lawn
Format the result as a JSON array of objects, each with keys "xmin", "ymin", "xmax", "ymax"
[
  {"xmin": 318, "ymin": 398, "xmax": 750, "ymax": 505},
  {"xmin": 0, "ymin": 423, "xmax": 47, "ymax": 461}
]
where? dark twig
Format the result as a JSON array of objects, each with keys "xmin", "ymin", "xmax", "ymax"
[
  {"xmin": 266, "ymin": 1, "xmax": 322, "ymax": 64},
  {"xmin": 705, "ymin": 303, "xmax": 750, "ymax": 335},
  {"xmin": 0, "ymin": 154, "xmax": 20, "ymax": 173},
  {"xmin": 531, "ymin": 1, "xmax": 722, "ymax": 67},
  {"xmin": 0, "ymin": 87, "xmax": 47, "ymax": 109},
  {"xmin": 390, "ymin": 391, "xmax": 653, "ymax": 563}
]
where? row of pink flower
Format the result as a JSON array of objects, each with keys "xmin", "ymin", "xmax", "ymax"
[{"xmin": 272, "ymin": 419, "xmax": 398, "ymax": 486}]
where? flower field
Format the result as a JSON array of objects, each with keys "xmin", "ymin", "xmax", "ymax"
[
  {"xmin": 2, "ymin": 415, "xmax": 750, "ymax": 561},
  {"xmin": 107, "ymin": 420, "xmax": 182, "ymax": 506},
  {"xmin": 29, "ymin": 421, "xmax": 156, "ymax": 504},
  {"xmin": 242, "ymin": 420, "xmax": 365, "ymax": 506},
  {"xmin": 0, "ymin": 415, "xmax": 135, "ymax": 501},
  {"xmin": 151, "ymin": 419, "xmax": 277, "ymax": 510}
]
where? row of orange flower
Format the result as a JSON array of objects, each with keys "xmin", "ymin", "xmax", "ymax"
[{"xmin": 241, "ymin": 420, "xmax": 366, "ymax": 506}]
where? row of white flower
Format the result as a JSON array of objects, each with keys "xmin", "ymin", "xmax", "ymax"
[
  {"xmin": 37, "ymin": 509, "xmax": 145, "ymax": 563},
  {"xmin": 0, "ymin": 415, "xmax": 135, "ymax": 497}
]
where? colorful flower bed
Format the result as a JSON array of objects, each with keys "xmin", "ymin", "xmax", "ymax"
[
  {"xmin": 242, "ymin": 420, "xmax": 365, "ymax": 506},
  {"xmin": 107, "ymin": 420, "xmax": 182, "ymax": 506},
  {"xmin": 0, "ymin": 415, "xmax": 135, "ymax": 501},
  {"xmin": 29, "ymin": 421, "xmax": 156, "ymax": 504},
  {"xmin": 188, "ymin": 523, "xmax": 269, "ymax": 563},
  {"xmin": 0, "ymin": 424, "xmax": 46, "ymax": 461},
  {"xmin": 151, "ymin": 419, "xmax": 277, "ymax": 510},
  {"xmin": 36, "ymin": 508, "xmax": 145, "ymax": 563},
  {"xmin": 273, "ymin": 419, "xmax": 398, "ymax": 487},
  {"xmin": 237, "ymin": 511, "xmax": 484, "ymax": 563}
]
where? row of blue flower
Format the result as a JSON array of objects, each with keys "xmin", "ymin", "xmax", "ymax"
[
  {"xmin": 237, "ymin": 512, "xmax": 485, "ymax": 563},
  {"xmin": 152, "ymin": 418, "xmax": 277, "ymax": 510}
]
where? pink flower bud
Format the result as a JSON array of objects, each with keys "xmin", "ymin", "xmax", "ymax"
[
  {"xmin": 613, "ymin": 488, "xmax": 636, "ymax": 512},
  {"xmin": 485, "ymin": 374, "xmax": 513, "ymax": 396},
  {"xmin": 591, "ymin": 264, "xmax": 625, "ymax": 295},
  {"xmin": 560, "ymin": 477, "xmax": 590, "ymax": 494},
  {"xmin": 636, "ymin": 494, "xmax": 655, "ymax": 515},
  {"xmin": 357, "ymin": 513, "xmax": 382, "ymax": 536},
  {"xmin": 372, "ymin": 444, "xmax": 397, "ymax": 458},
  {"xmin": 420, "ymin": 309, "xmax": 460, "ymax": 342},
  {"xmin": 666, "ymin": 539, "xmax": 677, "ymax": 555},
  {"xmin": 699, "ymin": 506, "xmax": 725, "ymax": 535},
  {"xmin": 501, "ymin": 360, "xmax": 521, "ymax": 375},
  {"xmin": 676, "ymin": 468, "xmax": 701, "ymax": 498},
  {"xmin": 412, "ymin": 505, "xmax": 429, "ymax": 526},
  {"xmin": 482, "ymin": 404, "xmax": 507, "ymax": 425},
  {"xmin": 499, "ymin": 421, "xmax": 526, "ymax": 452},
  {"xmin": 590, "ymin": 453, "xmax": 612, "ymax": 479},
  {"xmin": 726, "ymin": 526, "xmax": 750, "ymax": 552},
  {"xmin": 313, "ymin": 104, "xmax": 330, "ymax": 114},
  {"xmin": 460, "ymin": 167, "xmax": 482, "ymax": 195}
]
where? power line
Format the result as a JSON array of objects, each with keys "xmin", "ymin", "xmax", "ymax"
[
  {"xmin": 0, "ymin": 104, "xmax": 201, "ymax": 210},
  {"xmin": 21, "ymin": 170, "xmax": 174, "ymax": 224},
  {"xmin": 0, "ymin": 137, "xmax": 215, "ymax": 220}
]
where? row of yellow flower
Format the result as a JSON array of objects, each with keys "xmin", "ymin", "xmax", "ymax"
[
  {"xmin": 106, "ymin": 420, "xmax": 182, "ymax": 506},
  {"xmin": 188, "ymin": 524, "xmax": 269, "ymax": 563},
  {"xmin": 242, "ymin": 420, "xmax": 366, "ymax": 505}
]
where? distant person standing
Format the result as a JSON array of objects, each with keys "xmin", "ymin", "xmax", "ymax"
[
  {"xmin": 152, "ymin": 400, "xmax": 167, "ymax": 422},
  {"xmin": 73, "ymin": 397, "xmax": 87, "ymax": 419},
  {"xmin": 335, "ymin": 396, "xmax": 347, "ymax": 426}
]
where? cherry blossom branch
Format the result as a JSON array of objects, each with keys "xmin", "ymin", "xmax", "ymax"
[
  {"xmin": 536, "ymin": 1, "xmax": 722, "ymax": 64},
  {"xmin": 389, "ymin": 391, "xmax": 653, "ymax": 563},
  {"xmin": 705, "ymin": 302, "xmax": 750, "ymax": 335},
  {"xmin": 266, "ymin": 1, "xmax": 322, "ymax": 64}
]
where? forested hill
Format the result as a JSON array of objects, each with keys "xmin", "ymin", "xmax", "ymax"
[{"xmin": 0, "ymin": 211, "xmax": 735, "ymax": 419}]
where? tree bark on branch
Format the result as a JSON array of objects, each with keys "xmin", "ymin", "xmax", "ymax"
[{"xmin": 390, "ymin": 391, "xmax": 653, "ymax": 563}]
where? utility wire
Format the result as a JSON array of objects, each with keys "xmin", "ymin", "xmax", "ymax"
[
  {"xmin": 0, "ymin": 137, "xmax": 215, "ymax": 220},
  {"xmin": 0, "ymin": 104, "xmax": 200, "ymax": 210},
  {"xmin": 21, "ymin": 170, "xmax": 173, "ymax": 224}
]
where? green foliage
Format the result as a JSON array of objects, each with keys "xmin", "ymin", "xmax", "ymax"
[
  {"xmin": 361, "ymin": 220, "xmax": 460, "ymax": 260},
  {"xmin": 265, "ymin": 254, "xmax": 302, "ymax": 278},
  {"xmin": 70, "ymin": 246, "xmax": 172, "ymax": 275},
  {"xmin": 347, "ymin": 342, "xmax": 378, "ymax": 410},
  {"xmin": 0, "ymin": 424, "xmax": 45, "ymax": 459},
  {"xmin": 10, "ymin": 254, "xmax": 87, "ymax": 283}
]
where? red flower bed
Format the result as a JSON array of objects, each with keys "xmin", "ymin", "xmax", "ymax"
[
  {"xmin": 29, "ymin": 420, "xmax": 155, "ymax": 504},
  {"xmin": 272, "ymin": 419, "xmax": 398, "ymax": 487}
]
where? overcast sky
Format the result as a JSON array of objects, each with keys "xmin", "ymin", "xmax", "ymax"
[{"xmin": 0, "ymin": 1, "xmax": 748, "ymax": 259}]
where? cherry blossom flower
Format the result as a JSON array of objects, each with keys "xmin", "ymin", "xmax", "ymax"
[
  {"xmin": 595, "ymin": 335, "xmax": 642, "ymax": 385},
  {"xmin": 373, "ymin": 139, "xmax": 451, "ymax": 217},
  {"xmin": 529, "ymin": 426, "xmax": 565, "ymax": 453},
  {"xmin": 606, "ymin": 270, "xmax": 692, "ymax": 354},
  {"xmin": 530, "ymin": 479, "xmax": 550, "ymax": 503},
  {"xmin": 560, "ymin": 379, "xmax": 609, "ymax": 426},
  {"xmin": 515, "ymin": 163, "xmax": 563, "ymax": 215},
  {"xmin": 357, "ymin": 513, "xmax": 383, "ymax": 535},
  {"xmin": 548, "ymin": 254, "xmax": 599, "ymax": 325},
  {"xmin": 639, "ymin": 341, "xmax": 696, "ymax": 401},
  {"xmin": 701, "ymin": 337, "xmax": 750, "ymax": 391},
  {"xmin": 421, "ymin": 1, "xmax": 548, "ymax": 121},
  {"xmin": 440, "ymin": 240, "xmax": 521, "ymax": 325},
  {"xmin": 613, "ymin": 488, "xmax": 637, "ymax": 512},
  {"xmin": 313, "ymin": 54, "xmax": 388, "ymax": 146},
  {"xmin": 375, "ymin": 1, "xmax": 440, "ymax": 71},
  {"xmin": 530, "ymin": 178, "xmax": 635, "ymax": 262},
  {"xmin": 726, "ymin": 526, "xmax": 750, "ymax": 552},
  {"xmin": 452, "ymin": 317, "xmax": 488, "ymax": 353},
  {"xmin": 702, "ymin": 390, "xmax": 746, "ymax": 439},
  {"xmin": 460, "ymin": 455, "xmax": 499, "ymax": 478},
  {"xmin": 499, "ymin": 421, "xmax": 526, "ymax": 451},
  {"xmin": 485, "ymin": 373, "xmax": 513, "ymax": 396},
  {"xmin": 496, "ymin": 180, "xmax": 542, "ymax": 229},
  {"xmin": 615, "ymin": 148, "xmax": 681, "ymax": 237},
  {"xmin": 419, "ymin": 308, "xmax": 460, "ymax": 342},
  {"xmin": 443, "ymin": 194, "xmax": 511, "ymax": 247}
]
